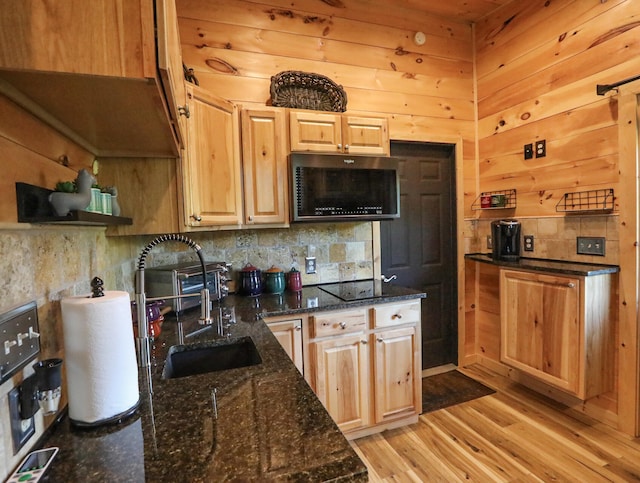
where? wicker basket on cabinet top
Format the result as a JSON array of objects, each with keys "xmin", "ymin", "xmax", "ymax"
[{"xmin": 270, "ymin": 71, "xmax": 348, "ymax": 112}]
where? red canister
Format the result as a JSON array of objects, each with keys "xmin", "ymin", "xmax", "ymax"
[{"xmin": 286, "ymin": 267, "xmax": 302, "ymax": 292}]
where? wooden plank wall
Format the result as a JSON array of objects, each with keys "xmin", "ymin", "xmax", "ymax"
[
  {"xmin": 175, "ymin": 0, "xmax": 477, "ymax": 207},
  {"xmin": 475, "ymin": 0, "xmax": 640, "ymax": 433},
  {"xmin": 475, "ymin": 0, "xmax": 639, "ymax": 217}
]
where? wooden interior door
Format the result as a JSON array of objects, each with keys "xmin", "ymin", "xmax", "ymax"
[{"xmin": 381, "ymin": 141, "xmax": 457, "ymax": 370}]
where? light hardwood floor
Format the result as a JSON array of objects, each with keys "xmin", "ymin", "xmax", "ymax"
[{"xmin": 351, "ymin": 364, "xmax": 640, "ymax": 482}]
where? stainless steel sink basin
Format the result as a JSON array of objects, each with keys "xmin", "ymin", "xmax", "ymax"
[{"xmin": 162, "ymin": 337, "xmax": 262, "ymax": 379}]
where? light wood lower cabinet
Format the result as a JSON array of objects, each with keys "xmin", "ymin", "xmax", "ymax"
[
  {"xmin": 500, "ymin": 269, "xmax": 615, "ymax": 400},
  {"xmin": 265, "ymin": 317, "xmax": 304, "ymax": 374},
  {"xmin": 373, "ymin": 325, "xmax": 420, "ymax": 423},
  {"xmin": 276, "ymin": 301, "xmax": 422, "ymax": 439},
  {"xmin": 311, "ymin": 333, "xmax": 371, "ymax": 433}
]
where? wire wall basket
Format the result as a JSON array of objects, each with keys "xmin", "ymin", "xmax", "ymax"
[{"xmin": 555, "ymin": 188, "xmax": 614, "ymax": 213}]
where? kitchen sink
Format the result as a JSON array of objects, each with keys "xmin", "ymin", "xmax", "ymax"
[{"xmin": 162, "ymin": 337, "xmax": 262, "ymax": 379}]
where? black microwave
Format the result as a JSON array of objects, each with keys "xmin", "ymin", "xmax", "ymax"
[{"xmin": 290, "ymin": 153, "xmax": 400, "ymax": 222}]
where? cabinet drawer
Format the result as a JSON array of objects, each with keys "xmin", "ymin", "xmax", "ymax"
[
  {"xmin": 310, "ymin": 309, "xmax": 367, "ymax": 338},
  {"xmin": 372, "ymin": 301, "xmax": 420, "ymax": 328}
]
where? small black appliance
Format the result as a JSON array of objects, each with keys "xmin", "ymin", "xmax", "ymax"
[{"xmin": 491, "ymin": 219, "xmax": 521, "ymax": 261}]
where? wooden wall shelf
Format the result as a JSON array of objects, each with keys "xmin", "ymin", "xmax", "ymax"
[{"xmin": 15, "ymin": 182, "xmax": 132, "ymax": 226}]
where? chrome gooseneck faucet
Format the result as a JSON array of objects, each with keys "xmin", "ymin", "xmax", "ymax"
[{"xmin": 135, "ymin": 234, "xmax": 213, "ymax": 368}]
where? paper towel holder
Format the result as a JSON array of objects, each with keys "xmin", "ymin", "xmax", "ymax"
[{"xmin": 19, "ymin": 358, "xmax": 63, "ymax": 418}]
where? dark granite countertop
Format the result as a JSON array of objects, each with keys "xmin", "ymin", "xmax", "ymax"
[
  {"xmin": 39, "ymin": 283, "xmax": 424, "ymax": 482},
  {"xmin": 465, "ymin": 253, "xmax": 619, "ymax": 276}
]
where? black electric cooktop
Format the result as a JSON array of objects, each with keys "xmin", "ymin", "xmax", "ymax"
[{"xmin": 318, "ymin": 279, "xmax": 384, "ymax": 301}]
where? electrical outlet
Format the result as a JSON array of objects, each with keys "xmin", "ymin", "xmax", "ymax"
[
  {"xmin": 486, "ymin": 235, "xmax": 492, "ymax": 249},
  {"xmin": 305, "ymin": 257, "xmax": 317, "ymax": 274},
  {"xmin": 9, "ymin": 387, "xmax": 35, "ymax": 454},
  {"xmin": 535, "ymin": 139, "xmax": 546, "ymax": 158},
  {"xmin": 524, "ymin": 235, "xmax": 534, "ymax": 251},
  {"xmin": 577, "ymin": 236, "xmax": 606, "ymax": 256},
  {"xmin": 524, "ymin": 143, "xmax": 533, "ymax": 160}
]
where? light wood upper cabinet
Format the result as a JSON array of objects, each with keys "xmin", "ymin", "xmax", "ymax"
[
  {"xmin": 0, "ymin": 0, "xmax": 184, "ymax": 157},
  {"xmin": 342, "ymin": 115, "xmax": 390, "ymax": 156},
  {"xmin": 500, "ymin": 269, "xmax": 615, "ymax": 400},
  {"xmin": 181, "ymin": 84, "xmax": 242, "ymax": 228},
  {"xmin": 289, "ymin": 110, "xmax": 390, "ymax": 156},
  {"xmin": 156, "ymin": 0, "xmax": 188, "ymax": 148},
  {"xmin": 241, "ymin": 108, "xmax": 289, "ymax": 226}
]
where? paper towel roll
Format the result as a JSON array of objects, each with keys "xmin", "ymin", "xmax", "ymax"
[{"xmin": 61, "ymin": 291, "xmax": 139, "ymax": 426}]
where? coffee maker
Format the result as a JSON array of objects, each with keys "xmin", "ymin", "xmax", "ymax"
[{"xmin": 491, "ymin": 219, "xmax": 521, "ymax": 261}]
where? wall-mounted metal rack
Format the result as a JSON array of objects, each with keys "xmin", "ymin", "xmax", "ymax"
[
  {"xmin": 555, "ymin": 188, "xmax": 614, "ymax": 214},
  {"xmin": 471, "ymin": 189, "xmax": 517, "ymax": 210}
]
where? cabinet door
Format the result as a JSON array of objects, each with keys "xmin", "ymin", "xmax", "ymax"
[
  {"xmin": 289, "ymin": 111, "xmax": 342, "ymax": 153},
  {"xmin": 267, "ymin": 319, "xmax": 304, "ymax": 374},
  {"xmin": 500, "ymin": 270, "xmax": 580, "ymax": 394},
  {"xmin": 342, "ymin": 116, "xmax": 390, "ymax": 156},
  {"xmin": 156, "ymin": 0, "xmax": 187, "ymax": 148},
  {"xmin": 241, "ymin": 108, "xmax": 289, "ymax": 225},
  {"xmin": 311, "ymin": 335, "xmax": 370, "ymax": 432},
  {"xmin": 373, "ymin": 326, "xmax": 420, "ymax": 423},
  {"xmin": 182, "ymin": 84, "xmax": 242, "ymax": 227}
]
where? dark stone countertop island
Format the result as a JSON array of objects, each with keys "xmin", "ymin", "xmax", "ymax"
[{"xmin": 38, "ymin": 283, "xmax": 425, "ymax": 482}]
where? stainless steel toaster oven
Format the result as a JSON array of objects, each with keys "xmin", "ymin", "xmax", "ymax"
[{"xmin": 145, "ymin": 261, "xmax": 231, "ymax": 313}]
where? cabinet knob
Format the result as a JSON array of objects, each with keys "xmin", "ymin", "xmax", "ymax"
[
  {"xmin": 391, "ymin": 313, "xmax": 402, "ymax": 320},
  {"xmin": 361, "ymin": 340, "xmax": 368, "ymax": 345},
  {"xmin": 295, "ymin": 325, "xmax": 301, "ymax": 331},
  {"xmin": 567, "ymin": 282, "xmax": 575, "ymax": 288},
  {"xmin": 344, "ymin": 144, "xmax": 349, "ymax": 150},
  {"xmin": 248, "ymin": 215, "xmax": 254, "ymax": 222},
  {"xmin": 178, "ymin": 105, "xmax": 191, "ymax": 118},
  {"xmin": 376, "ymin": 337, "xmax": 384, "ymax": 343},
  {"xmin": 339, "ymin": 322, "xmax": 347, "ymax": 329},
  {"xmin": 191, "ymin": 214, "xmax": 202, "ymax": 222},
  {"xmin": 337, "ymin": 144, "xmax": 342, "ymax": 150}
]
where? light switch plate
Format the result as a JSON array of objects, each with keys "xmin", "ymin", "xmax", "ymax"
[
  {"xmin": 1, "ymin": 301, "xmax": 40, "ymax": 385},
  {"xmin": 577, "ymin": 236, "xmax": 605, "ymax": 256}
]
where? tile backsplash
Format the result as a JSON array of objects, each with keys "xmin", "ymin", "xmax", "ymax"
[
  {"xmin": 0, "ymin": 221, "xmax": 374, "ymax": 479},
  {"xmin": 464, "ymin": 215, "xmax": 619, "ymax": 265}
]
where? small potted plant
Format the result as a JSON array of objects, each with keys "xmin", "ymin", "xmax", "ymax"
[{"xmin": 48, "ymin": 169, "xmax": 95, "ymax": 216}]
